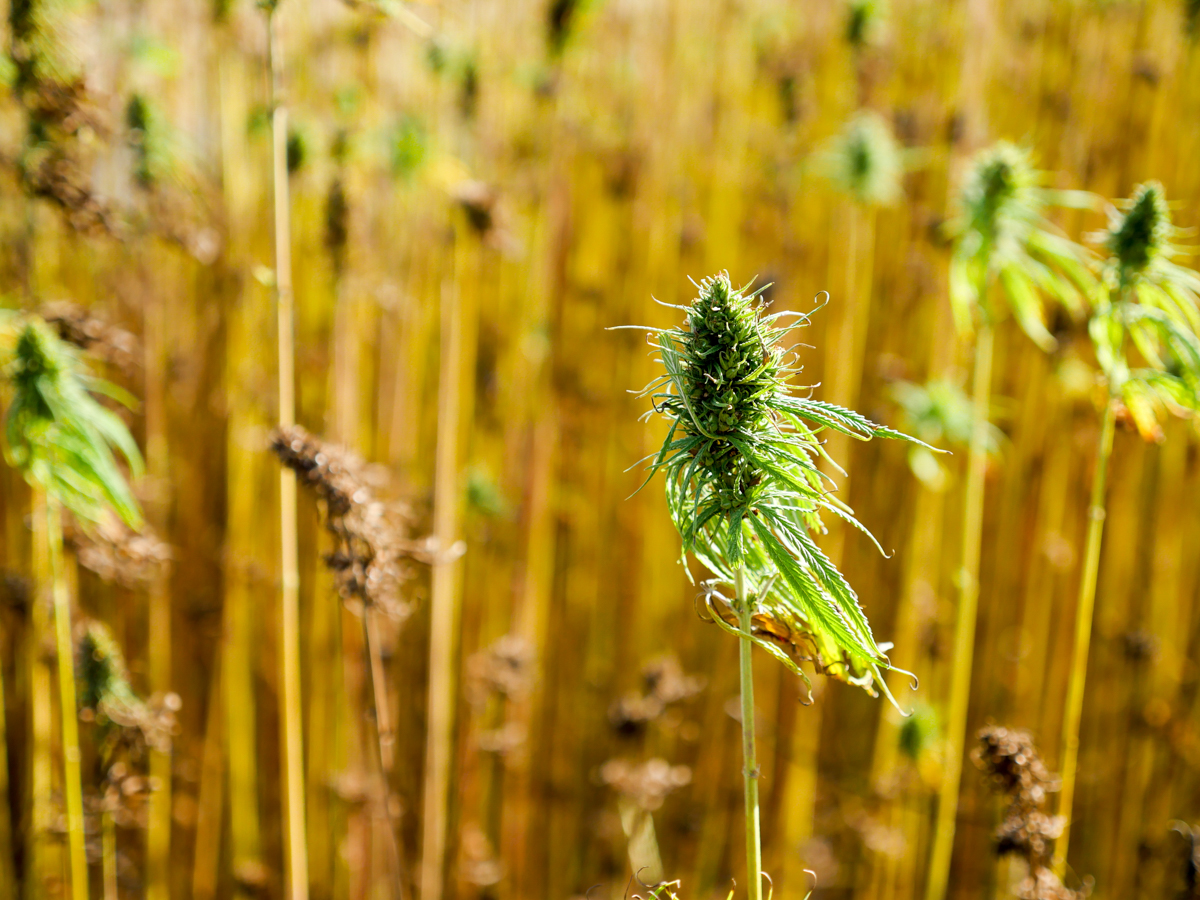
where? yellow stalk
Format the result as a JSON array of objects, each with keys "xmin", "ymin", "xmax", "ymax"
[
  {"xmin": 926, "ymin": 322, "xmax": 993, "ymax": 900},
  {"xmin": 1052, "ymin": 398, "xmax": 1116, "ymax": 874},
  {"xmin": 144, "ymin": 247, "xmax": 172, "ymax": 900},
  {"xmin": 421, "ymin": 243, "xmax": 466, "ymax": 900},
  {"xmin": 48, "ymin": 499, "xmax": 87, "ymax": 900},
  {"xmin": 267, "ymin": 6, "xmax": 310, "ymax": 899},
  {"xmin": 102, "ymin": 812, "xmax": 117, "ymax": 900}
]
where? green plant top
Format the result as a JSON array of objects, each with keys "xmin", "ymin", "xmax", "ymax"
[
  {"xmin": 2, "ymin": 314, "xmax": 143, "ymax": 526},
  {"xmin": 949, "ymin": 142, "xmax": 1095, "ymax": 351},
  {"xmin": 626, "ymin": 273, "xmax": 934, "ymax": 706},
  {"xmin": 1089, "ymin": 182, "xmax": 1200, "ymax": 438},
  {"xmin": 816, "ymin": 110, "xmax": 904, "ymax": 207}
]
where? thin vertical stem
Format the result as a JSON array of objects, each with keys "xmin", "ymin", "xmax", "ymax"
[
  {"xmin": 421, "ymin": 253, "xmax": 465, "ymax": 900},
  {"xmin": 102, "ymin": 812, "xmax": 118, "ymax": 900},
  {"xmin": 362, "ymin": 607, "xmax": 408, "ymax": 900},
  {"xmin": 1052, "ymin": 398, "xmax": 1116, "ymax": 874},
  {"xmin": 926, "ymin": 322, "xmax": 994, "ymax": 900},
  {"xmin": 27, "ymin": 490, "xmax": 53, "ymax": 900},
  {"xmin": 268, "ymin": 6, "xmax": 309, "ymax": 900},
  {"xmin": 48, "ymin": 500, "xmax": 87, "ymax": 900},
  {"xmin": 736, "ymin": 566, "xmax": 762, "ymax": 900}
]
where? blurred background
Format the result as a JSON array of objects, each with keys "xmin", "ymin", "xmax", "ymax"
[{"xmin": 2, "ymin": 0, "xmax": 1200, "ymax": 899}]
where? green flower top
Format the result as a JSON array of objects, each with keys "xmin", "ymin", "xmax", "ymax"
[
  {"xmin": 629, "ymin": 273, "xmax": 933, "ymax": 705},
  {"xmin": 949, "ymin": 142, "xmax": 1095, "ymax": 351},
  {"xmin": 2, "ymin": 314, "xmax": 143, "ymax": 526},
  {"xmin": 1088, "ymin": 182, "xmax": 1200, "ymax": 439},
  {"xmin": 816, "ymin": 111, "xmax": 904, "ymax": 207}
]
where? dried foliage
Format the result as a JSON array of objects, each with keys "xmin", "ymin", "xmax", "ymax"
[
  {"xmin": 39, "ymin": 300, "xmax": 139, "ymax": 375},
  {"xmin": 974, "ymin": 726, "xmax": 1083, "ymax": 900},
  {"xmin": 599, "ymin": 758, "xmax": 692, "ymax": 812},
  {"xmin": 608, "ymin": 654, "xmax": 705, "ymax": 734},
  {"xmin": 465, "ymin": 633, "xmax": 536, "ymax": 707},
  {"xmin": 270, "ymin": 424, "xmax": 415, "ymax": 620},
  {"xmin": 65, "ymin": 512, "xmax": 170, "ymax": 589}
]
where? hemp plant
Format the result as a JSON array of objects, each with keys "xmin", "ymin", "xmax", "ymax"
[
  {"xmin": 625, "ymin": 273, "xmax": 929, "ymax": 900},
  {"xmin": 928, "ymin": 142, "xmax": 1095, "ymax": 900},
  {"xmin": 1, "ymin": 314, "xmax": 143, "ymax": 900},
  {"xmin": 1053, "ymin": 182, "xmax": 1200, "ymax": 872}
]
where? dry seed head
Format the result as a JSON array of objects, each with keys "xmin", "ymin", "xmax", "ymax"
[
  {"xmin": 465, "ymin": 633, "xmax": 536, "ymax": 706},
  {"xmin": 40, "ymin": 300, "xmax": 139, "ymax": 374},
  {"xmin": 599, "ymin": 758, "xmax": 692, "ymax": 811},
  {"xmin": 271, "ymin": 424, "xmax": 414, "ymax": 620},
  {"xmin": 65, "ymin": 512, "xmax": 170, "ymax": 589}
]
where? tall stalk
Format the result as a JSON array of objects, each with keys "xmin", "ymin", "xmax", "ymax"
[
  {"xmin": 1053, "ymin": 181, "xmax": 1200, "ymax": 872},
  {"xmin": 735, "ymin": 566, "xmax": 762, "ymax": 900},
  {"xmin": 1051, "ymin": 397, "xmax": 1114, "ymax": 873},
  {"xmin": 926, "ymin": 144, "xmax": 1093, "ymax": 900},
  {"xmin": 421, "ymin": 247, "xmax": 466, "ymax": 900},
  {"xmin": 925, "ymin": 322, "xmax": 992, "ymax": 900},
  {"xmin": 266, "ymin": 4, "xmax": 309, "ymax": 898},
  {"xmin": 47, "ymin": 498, "xmax": 87, "ymax": 900}
]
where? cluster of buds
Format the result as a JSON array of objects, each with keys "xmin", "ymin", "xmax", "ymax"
[
  {"xmin": 608, "ymin": 655, "xmax": 705, "ymax": 734},
  {"xmin": 465, "ymin": 633, "xmax": 536, "ymax": 707},
  {"xmin": 599, "ymin": 758, "xmax": 692, "ymax": 812},
  {"xmin": 66, "ymin": 512, "xmax": 170, "ymax": 589},
  {"xmin": 271, "ymin": 425, "xmax": 415, "ymax": 620},
  {"xmin": 77, "ymin": 620, "xmax": 177, "ymax": 754},
  {"xmin": 39, "ymin": 301, "xmax": 139, "ymax": 375},
  {"xmin": 973, "ymin": 726, "xmax": 1083, "ymax": 900}
]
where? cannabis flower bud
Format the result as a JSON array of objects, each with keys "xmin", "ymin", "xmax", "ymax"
[{"xmin": 630, "ymin": 273, "xmax": 928, "ymax": 704}]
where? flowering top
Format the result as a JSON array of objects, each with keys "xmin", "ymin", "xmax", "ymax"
[
  {"xmin": 949, "ymin": 142, "xmax": 1094, "ymax": 351},
  {"xmin": 816, "ymin": 111, "xmax": 904, "ymax": 208},
  {"xmin": 2, "ymin": 315, "xmax": 143, "ymax": 526},
  {"xmin": 1088, "ymin": 183, "xmax": 1200, "ymax": 439},
  {"xmin": 632, "ymin": 273, "xmax": 931, "ymax": 704}
]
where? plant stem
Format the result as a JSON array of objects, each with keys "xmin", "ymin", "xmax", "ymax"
[
  {"xmin": 268, "ymin": 6, "xmax": 309, "ymax": 900},
  {"xmin": 48, "ymin": 500, "xmax": 87, "ymax": 900},
  {"xmin": 926, "ymin": 322, "xmax": 994, "ymax": 900},
  {"xmin": 421, "ymin": 245, "xmax": 466, "ymax": 900},
  {"xmin": 102, "ymin": 811, "xmax": 118, "ymax": 900},
  {"xmin": 362, "ymin": 606, "xmax": 408, "ymax": 900},
  {"xmin": 736, "ymin": 566, "xmax": 762, "ymax": 900},
  {"xmin": 1052, "ymin": 397, "xmax": 1116, "ymax": 875}
]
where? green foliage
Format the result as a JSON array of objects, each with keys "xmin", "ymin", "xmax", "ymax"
[
  {"xmin": 390, "ymin": 114, "xmax": 428, "ymax": 179},
  {"xmin": 1089, "ymin": 182, "xmax": 1200, "ymax": 439},
  {"xmin": 948, "ymin": 142, "xmax": 1096, "ymax": 351},
  {"xmin": 890, "ymin": 379, "xmax": 1000, "ymax": 488},
  {"xmin": 2, "ymin": 316, "xmax": 143, "ymax": 527},
  {"xmin": 76, "ymin": 619, "xmax": 145, "ymax": 725},
  {"xmin": 287, "ymin": 126, "xmax": 308, "ymax": 175},
  {"xmin": 898, "ymin": 701, "xmax": 939, "ymax": 762},
  {"xmin": 466, "ymin": 465, "xmax": 507, "ymax": 518},
  {"xmin": 126, "ymin": 92, "xmax": 182, "ymax": 189},
  {"xmin": 845, "ymin": 0, "xmax": 886, "ymax": 50},
  {"xmin": 815, "ymin": 111, "xmax": 904, "ymax": 207},
  {"xmin": 628, "ymin": 274, "xmax": 932, "ymax": 705}
]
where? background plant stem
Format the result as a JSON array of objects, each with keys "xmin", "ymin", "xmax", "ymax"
[
  {"xmin": 48, "ymin": 500, "xmax": 87, "ymax": 900},
  {"xmin": 1053, "ymin": 397, "xmax": 1116, "ymax": 874},
  {"xmin": 736, "ymin": 566, "xmax": 762, "ymax": 900},
  {"xmin": 927, "ymin": 321, "xmax": 993, "ymax": 900},
  {"xmin": 268, "ymin": 7, "xmax": 309, "ymax": 900}
]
